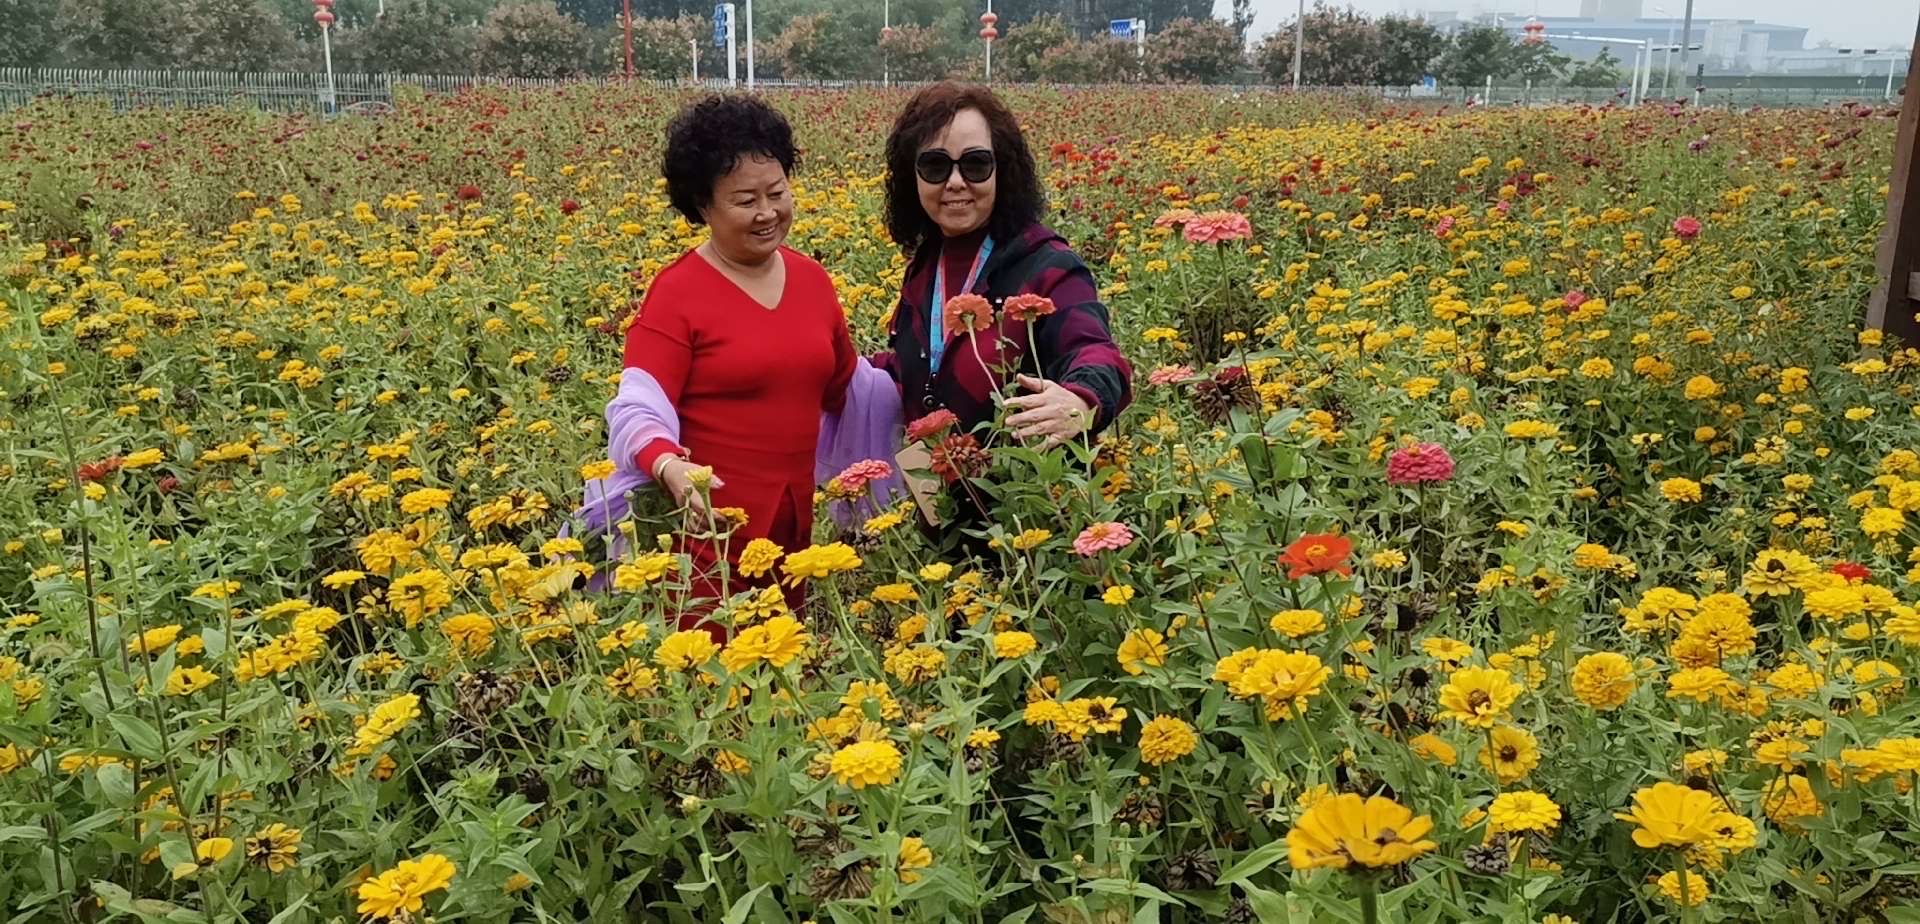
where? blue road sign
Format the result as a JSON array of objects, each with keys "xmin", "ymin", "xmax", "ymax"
[
  {"xmin": 1109, "ymin": 18, "xmax": 1135, "ymax": 38},
  {"xmin": 714, "ymin": 4, "xmax": 728, "ymax": 47}
]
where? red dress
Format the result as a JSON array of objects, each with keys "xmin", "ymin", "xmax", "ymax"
[{"xmin": 623, "ymin": 247, "xmax": 855, "ymax": 638}]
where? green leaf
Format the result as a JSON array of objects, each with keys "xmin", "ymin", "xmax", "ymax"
[
  {"xmin": 1084, "ymin": 878, "xmax": 1182, "ymax": 905},
  {"xmin": 266, "ymin": 898, "xmax": 313, "ymax": 924},
  {"xmin": 107, "ymin": 714, "xmax": 165, "ymax": 760},
  {"xmin": 0, "ymin": 826, "xmax": 46, "ymax": 845},
  {"xmin": 721, "ymin": 883, "xmax": 770, "ymax": 924},
  {"xmin": 1217, "ymin": 838, "xmax": 1290, "ymax": 886},
  {"xmin": 1241, "ymin": 883, "xmax": 1293, "ymax": 923}
]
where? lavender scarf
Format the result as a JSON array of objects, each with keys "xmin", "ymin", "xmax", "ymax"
[{"xmin": 564, "ymin": 359, "xmax": 907, "ymax": 564}]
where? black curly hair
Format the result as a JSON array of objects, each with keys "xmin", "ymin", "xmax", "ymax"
[{"xmin": 662, "ymin": 93, "xmax": 798, "ymax": 225}]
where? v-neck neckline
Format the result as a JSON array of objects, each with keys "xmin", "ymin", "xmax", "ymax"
[{"xmin": 697, "ymin": 246, "xmax": 788, "ymax": 311}]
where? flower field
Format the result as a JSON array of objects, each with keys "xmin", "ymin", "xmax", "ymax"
[{"xmin": 1, "ymin": 86, "xmax": 1914, "ymax": 923}]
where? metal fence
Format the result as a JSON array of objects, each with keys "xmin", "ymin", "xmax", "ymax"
[{"xmin": 0, "ymin": 67, "xmax": 1899, "ymax": 114}]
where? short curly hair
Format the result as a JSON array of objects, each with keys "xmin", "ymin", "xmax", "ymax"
[{"xmin": 661, "ymin": 94, "xmax": 798, "ymax": 225}]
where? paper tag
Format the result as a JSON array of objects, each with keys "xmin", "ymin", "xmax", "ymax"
[{"xmin": 895, "ymin": 445, "xmax": 944, "ymax": 528}]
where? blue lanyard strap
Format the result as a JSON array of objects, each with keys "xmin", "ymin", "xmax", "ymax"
[{"xmin": 929, "ymin": 235, "xmax": 994, "ymax": 374}]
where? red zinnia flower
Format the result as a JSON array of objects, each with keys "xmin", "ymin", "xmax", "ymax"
[
  {"xmin": 157, "ymin": 475, "xmax": 180, "ymax": 495},
  {"xmin": 1003, "ymin": 293, "xmax": 1056, "ymax": 322},
  {"xmin": 456, "ymin": 184, "xmax": 482, "ymax": 201},
  {"xmin": 77, "ymin": 456, "xmax": 123, "ymax": 483},
  {"xmin": 1672, "ymin": 215, "xmax": 1701, "ymax": 239},
  {"xmin": 942, "ymin": 294, "xmax": 994, "ymax": 335},
  {"xmin": 1280, "ymin": 533, "xmax": 1353, "ymax": 580},
  {"xmin": 559, "ymin": 198, "xmax": 579, "ymax": 215},
  {"xmin": 906, "ymin": 409, "xmax": 958, "ymax": 443},
  {"xmin": 1830, "ymin": 561, "xmax": 1871, "ymax": 582},
  {"xmin": 929, "ymin": 433, "xmax": 989, "ymax": 483}
]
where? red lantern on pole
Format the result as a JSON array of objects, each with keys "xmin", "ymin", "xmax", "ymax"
[
  {"xmin": 312, "ymin": 0, "xmax": 334, "ymax": 27},
  {"xmin": 979, "ymin": 10, "xmax": 998, "ymax": 41},
  {"xmin": 1523, "ymin": 18, "xmax": 1546, "ymax": 45}
]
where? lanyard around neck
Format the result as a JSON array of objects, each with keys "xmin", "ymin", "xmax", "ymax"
[{"xmin": 929, "ymin": 235, "xmax": 994, "ymax": 375}]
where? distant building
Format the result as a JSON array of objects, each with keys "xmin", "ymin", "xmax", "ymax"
[{"xmin": 1421, "ymin": 10, "xmax": 1896, "ymax": 75}]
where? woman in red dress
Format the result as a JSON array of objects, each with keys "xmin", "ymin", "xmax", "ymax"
[{"xmin": 622, "ymin": 95, "xmax": 855, "ymax": 638}]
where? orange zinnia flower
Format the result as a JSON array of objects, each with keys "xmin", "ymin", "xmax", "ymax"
[
  {"xmin": 1280, "ymin": 533, "xmax": 1353, "ymax": 580},
  {"xmin": 942, "ymin": 293, "xmax": 994, "ymax": 335}
]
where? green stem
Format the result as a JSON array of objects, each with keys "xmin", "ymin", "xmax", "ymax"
[{"xmin": 1358, "ymin": 873, "xmax": 1381, "ymax": 924}]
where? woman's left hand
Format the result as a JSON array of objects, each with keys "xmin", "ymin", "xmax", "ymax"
[{"xmin": 1006, "ymin": 374, "xmax": 1093, "ymax": 449}]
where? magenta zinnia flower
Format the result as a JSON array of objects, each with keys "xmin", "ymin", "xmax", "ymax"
[
  {"xmin": 1073, "ymin": 522, "xmax": 1134, "ymax": 557},
  {"xmin": 1672, "ymin": 215, "xmax": 1701, "ymax": 239},
  {"xmin": 1386, "ymin": 443, "xmax": 1455, "ymax": 486}
]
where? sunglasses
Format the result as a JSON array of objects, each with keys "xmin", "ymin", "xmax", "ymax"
[{"xmin": 915, "ymin": 149, "xmax": 996, "ymax": 185}]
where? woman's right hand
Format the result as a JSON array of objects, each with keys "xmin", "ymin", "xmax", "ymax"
[{"xmin": 655, "ymin": 458, "xmax": 726, "ymax": 520}]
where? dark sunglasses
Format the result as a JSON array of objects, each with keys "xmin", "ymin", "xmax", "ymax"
[{"xmin": 915, "ymin": 149, "xmax": 996, "ymax": 185}]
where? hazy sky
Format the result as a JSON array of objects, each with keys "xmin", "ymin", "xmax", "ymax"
[{"xmin": 1224, "ymin": 0, "xmax": 1920, "ymax": 48}]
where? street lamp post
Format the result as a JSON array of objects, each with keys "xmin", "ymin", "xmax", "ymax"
[
  {"xmin": 1290, "ymin": 0, "xmax": 1305, "ymax": 89},
  {"xmin": 882, "ymin": 0, "xmax": 893, "ymax": 88},
  {"xmin": 745, "ymin": 0, "xmax": 755, "ymax": 90},
  {"xmin": 313, "ymin": 0, "xmax": 336, "ymax": 116},
  {"xmin": 981, "ymin": 2, "xmax": 998, "ymax": 82},
  {"xmin": 1677, "ymin": 0, "xmax": 1695, "ymax": 81}
]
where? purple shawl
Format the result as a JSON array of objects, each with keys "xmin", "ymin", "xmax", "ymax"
[{"xmin": 563, "ymin": 359, "xmax": 906, "ymax": 563}]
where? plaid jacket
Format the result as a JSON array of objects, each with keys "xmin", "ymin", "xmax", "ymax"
[{"xmin": 872, "ymin": 221, "xmax": 1133, "ymax": 434}]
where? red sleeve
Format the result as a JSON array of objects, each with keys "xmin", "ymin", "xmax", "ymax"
[{"xmin": 622, "ymin": 273, "xmax": 692, "ymax": 472}]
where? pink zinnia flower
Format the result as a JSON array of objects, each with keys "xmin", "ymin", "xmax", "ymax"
[
  {"xmin": 1182, "ymin": 211, "xmax": 1253, "ymax": 244},
  {"xmin": 834, "ymin": 459, "xmax": 894, "ymax": 492},
  {"xmin": 1148, "ymin": 365, "xmax": 1194, "ymax": 386},
  {"xmin": 1385, "ymin": 442, "xmax": 1455, "ymax": 486},
  {"xmin": 1563, "ymin": 289, "xmax": 1588, "ymax": 310},
  {"xmin": 1153, "ymin": 208, "xmax": 1196, "ymax": 229},
  {"xmin": 1672, "ymin": 215, "xmax": 1702, "ymax": 239},
  {"xmin": 1432, "ymin": 216, "xmax": 1455, "ymax": 238},
  {"xmin": 1072, "ymin": 522, "xmax": 1134, "ymax": 557}
]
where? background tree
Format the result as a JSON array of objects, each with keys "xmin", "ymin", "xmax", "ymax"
[
  {"xmin": 1035, "ymin": 36, "xmax": 1140, "ymax": 83},
  {"xmin": 172, "ymin": 0, "xmax": 299, "ymax": 70},
  {"xmin": 997, "ymin": 13, "xmax": 1074, "ymax": 82},
  {"xmin": 0, "ymin": 0, "xmax": 60, "ymax": 66},
  {"xmin": 336, "ymin": 0, "xmax": 481, "ymax": 74},
  {"xmin": 1255, "ymin": 4, "xmax": 1380, "ymax": 87},
  {"xmin": 475, "ymin": 1, "xmax": 595, "ymax": 78},
  {"xmin": 880, "ymin": 24, "xmax": 960, "ymax": 82},
  {"xmin": 1509, "ymin": 40, "xmax": 1569, "ymax": 84},
  {"xmin": 1374, "ymin": 15, "xmax": 1444, "ymax": 85},
  {"xmin": 53, "ymin": 0, "xmax": 187, "ymax": 68},
  {"xmin": 1229, "ymin": 0, "xmax": 1255, "ymax": 46},
  {"xmin": 768, "ymin": 12, "xmax": 867, "ymax": 81},
  {"xmin": 1437, "ymin": 24, "xmax": 1515, "ymax": 88},
  {"xmin": 601, "ymin": 14, "xmax": 702, "ymax": 79},
  {"xmin": 1565, "ymin": 47, "xmax": 1624, "ymax": 87},
  {"xmin": 1149, "ymin": 17, "xmax": 1241, "ymax": 84}
]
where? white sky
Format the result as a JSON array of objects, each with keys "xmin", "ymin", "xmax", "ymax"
[{"xmin": 1224, "ymin": 0, "xmax": 1920, "ymax": 49}]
